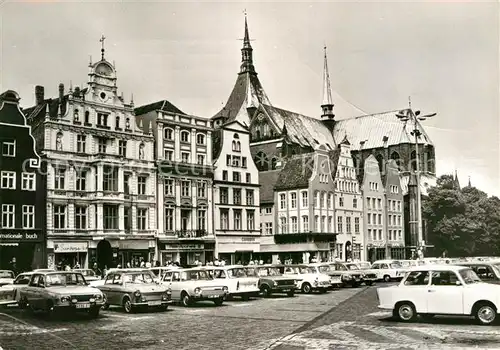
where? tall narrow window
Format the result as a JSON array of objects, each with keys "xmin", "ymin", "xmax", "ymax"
[
  {"xmin": 197, "ymin": 209, "xmax": 206, "ymax": 231},
  {"xmin": 164, "ymin": 179, "xmax": 174, "ymax": 196},
  {"xmin": 138, "ymin": 176, "xmax": 147, "ymax": 195},
  {"xmin": 76, "ymin": 135, "xmax": 86, "ymax": 153},
  {"xmin": 291, "ymin": 193, "xmax": 297, "ymax": 209},
  {"xmin": 302, "ymin": 215, "xmax": 309, "ymax": 232},
  {"xmin": 247, "ymin": 210, "xmax": 255, "ymax": 230},
  {"xmin": 21, "ymin": 173, "xmax": 36, "ymax": 191},
  {"xmin": 22, "ymin": 205, "xmax": 35, "ymax": 229},
  {"xmin": 302, "ymin": 191, "xmax": 308, "ymax": 207},
  {"xmin": 54, "ymin": 169, "xmax": 65, "ymax": 190},
  {"xmin": 53, "ymin": 205, "xmax": 66, "ymax": 229},
  {"xmin": 75, "ymin": 206, "xmax": 87, "ymax": 230},
  {"xmin": 76, "ymin": 171, "xmax": 86, "ymax": 191},
  {"xmin": 234, "ymin": 210, "xmax": 242, "ymax": 230},
  {"xmin": 165, "ymin": 208, "xmax": 174, "ymax": 231},
  {"xmin": 137, "ymin": 208, "xmax": 148, "ymax": 230}
]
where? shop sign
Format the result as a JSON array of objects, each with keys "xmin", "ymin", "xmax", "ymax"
[
  {"xmin": 0, "ymin": 231, "xmax": 43, "ymax": 243},
  {"xmin": 119, "ymin": 241, "xmax": 149, "ymax": 250},
  {"xmin": 54, "ymin": 242, "xmax": 88, "ymax": 253},
  {"xmin": 241, "ymin": 237, "xmax": 256, "ymax": 242},
  {"xmin": 163, "ymin": 244, "xmax": 204, "ymax": 251}
]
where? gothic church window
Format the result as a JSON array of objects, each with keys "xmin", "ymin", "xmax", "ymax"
[
  {"xmin": 390, "ymin": 151, "xmax": 401, "ymax": 170},
  {"xmin": 254, "ymin": 151, "xmax": 269, "ymax": 171}
]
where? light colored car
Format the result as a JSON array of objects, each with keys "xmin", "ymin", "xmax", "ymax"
[
  {"xmin": 202, "ymin": 265, "xmax": 259, "ymax": 300},
  {"xmin": 0, "ymin": 272, "xmax": 33, "ymax": 304},
  {"xmin": 73, "ymin": 269, "xmax": 99, "ymax": 282},
  {"xmin": 369, "ymin": 260, "xmax": 406, "ymax": 282},
  {"xmin": 278, "ymin": 265, "xmax": 331, "ymax": 294},
  {"xmin": 19, "ymin": 271, "xmax": 105, "ymax": 318},
  {"xmin": 161, "ymin": 268, "xmax": 228, "ymax": 306},
  {"xmin": 326, "ymin": 262, "xmax": 364, "ymax": 288},
  {"xmin": 306, "ymin": 263, "xmax": 342, "ymax": 288},
  {"xmin": 377, "ymin": 265, "xmax": 500, "ymax": 325},
  {"xmin": 149, "ymin": 267, "xmax": 176, "ymax": 283},
  {"xmin": 0, "ymin": 270, "xmax": 15, "ymax": 287},
  {"xmin": 96, "ymin": 269, "xmax": 172, "ymax": 313},
  {"xmin": 345, "ymin": 262, "xmax": 377, "ymax": 286}
]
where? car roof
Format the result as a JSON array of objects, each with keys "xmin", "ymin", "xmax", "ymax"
[
  {"xmin": 201, "ymin": 265, "xmax": 245, "ymax": 269},
  {"xmin": 108, "ymin": 268, "xmax": 151, "ymax": 273},
  {"xmin": 406, "ymin": 264, "xmax": 468, "ymax": 272},
  {"xmin": 0, "ymin": 270, "xmax": 14, "ymax": 273}
]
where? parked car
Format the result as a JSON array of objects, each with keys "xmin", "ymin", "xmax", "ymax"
[
  {"xmin": 202, "ymin": 265, "xmax": 259, "ymax": 300},
  {"xmin": 0, "ymin": 272, "xmax": 33, "ymax": 304},
  {"xmin": 96, "ymin": 269, "xmax": 172, "ymax": 313},
  {"xmin": 345, "ymin": 262, "xmax": 377, "ymax": 286},
  {"xmin": 326, "ymin": 262, "xmax": 364, "ymax": 287},
  {"xmin": 369, "ymin": 260, "xmax": 406, "ymax": 282},
  {"xmin": 73, "ymin": 269, "xmax": 100, "ymax": 283},
  {"xmin": 19, "ymin": 271, "xmax": 105, "ymax": 318},
  {"xmin": 250, "ymin": 266, "xmax": 297, "ymax": 297},
  {"xmin": 306, "ymin": 263, "xmax": 342, "ymax": 288},
  {"xmin": 454, "ymin": 262, "xmax": 500, "ymax": 284},
  {"xmin": 276, "ymin": 265, "xmax": 331, "ymax": 294},
  {"xmin": 161, "ymin": 268, "xmax": 228, "ymax": 306},
  {"xmin": 377, "ymin": 265, "xmax": 500, "ymax": 325},
  {"xmin": 149, "ymin": 267, "xmax": 176, "ymax": 283},
  {"xmin": 0, "ymin": 270, "xmax": 15, "ymax": 287}
]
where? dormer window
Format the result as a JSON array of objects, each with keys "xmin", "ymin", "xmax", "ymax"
[
  {"xmin": 164, "ymin": 128, "xmax": 174, "ymax": 140},
  {"xmin": 115, "ymin": 115, "xmax": 121, "ymax": 130},
  {"xmin": 180, "ymin": 131, "xmax": 190, "ymax": 143}
]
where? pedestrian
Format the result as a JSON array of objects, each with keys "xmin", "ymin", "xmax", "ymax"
[{"xmin": 145, "ymin": 261, "xmax": 151, "ymax": 268}]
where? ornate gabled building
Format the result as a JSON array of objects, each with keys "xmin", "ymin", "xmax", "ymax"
[
  {"xmin": 0, "ymin": 90, "xmax": 45, "ymax": 271},
  {"xmin": 134, "ymin": 101, "xmax": 215, "ymax": 266},
  {"xmin": 25, "ymin": 41, "xmax": 156, "ymax": 270}
]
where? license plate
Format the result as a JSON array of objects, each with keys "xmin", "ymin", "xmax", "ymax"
[
  {"xmin": 148, "ymin": 301, "xmax": 162, "ymax": 306},
  {"xmin": 76, "ymin": 303, "xmax": 90, "ymax": 309}
]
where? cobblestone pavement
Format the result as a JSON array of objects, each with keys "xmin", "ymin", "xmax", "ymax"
[
  {"xmin": 0, "ymin": 287, "xmax": 363, "ymax": 350},
  {"xmin": 264, "ymin": 284, "xmax": 500, "ymax": 350}
]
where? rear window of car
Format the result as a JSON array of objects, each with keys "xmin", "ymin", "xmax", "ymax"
[{"xmin": 404, "ymin": 271, "xmax": 430, "ymax": 285}]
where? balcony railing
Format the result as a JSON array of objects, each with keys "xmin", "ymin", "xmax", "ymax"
[{"xmin": 175, "ymin": 230, "xmax": 208, "ymax": 238}]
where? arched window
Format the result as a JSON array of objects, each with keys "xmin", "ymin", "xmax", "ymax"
[
  {"xmin": 84, "ymin": 111, "xmax": 90, "ymax": 124},
  {"xmin": 233, "ymin": 133, "xmax": 239, "ymax": 139},
  {"xmin": 196, "ymin": 134, "xmax": 205, "ymax": 145},
  {"xmin": 164, "ymin": 128, "xmax": 174, "ymax": 140},
  {"xmin": 410, "ymin": 151, "xmax": 417, "ymax": 172},
  {"xmin": 115, "ymin": 115, "xmax": 120, "ymax": 129},
  {"xmin": 390, "ymin": 151, "xmax": 401, "ymax": 170},
  {"xmin": 256, "ymin": 130, "xmax": 261, "ymax": 140},
  {"xmin": 254, "ymin": 151, "xmax": 269, "ymax": 171},
  {"xmin": 375, "ymin": 154, "xmax": 384, "ymax": 174},
  {"xmin": 73, "ymin": 109, "xmax": 79, "ymax": 122},
  {"xmin": 263, "ymin": 124, "xmax": 270, "ymax": 137},
  {"xmin": 180, "ymin": 130, "xmax": 190, "ymax": 143}
]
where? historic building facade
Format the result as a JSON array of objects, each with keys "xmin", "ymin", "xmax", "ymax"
[
  {"xmin": 25, "ymin": 43, "xmax": 156, "ymax": 270},
  {"xmin": 0, "ymin": 90, "xmax": 45, "ymax": 271},
  {"xmin": 384, "ymin": 159, "xmax": 405, "ymax": 259},
  {"xmin": 135, "ymin": 101, "xmax": 215, "ymax": 265},
  {"xmin": 212, "ymin": 121, "xmax": 260, "ymax": 264},
  {"xmin": 333, "ymin": 137, "xmax": 364, "ymax": 261}
]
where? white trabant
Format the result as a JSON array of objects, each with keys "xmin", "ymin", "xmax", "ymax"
[
  {"xmin": 280, "ymin": 265, "xmax": 332, "ymax": 294},
  {"xmin": 377, "ymin": 265, "xmax": 500, "ymax": 325},
  {"xmin": 369, "ymin": 260, "xmax": 406, "ymax": 282},
  {"xmin": 202, "ymin": 265, "xmax": 260, "ymax": 300}
]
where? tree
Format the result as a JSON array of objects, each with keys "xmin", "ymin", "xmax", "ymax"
[{"xmin": 422, "ymin": 175, "xmax": 500, "ymax": 257}]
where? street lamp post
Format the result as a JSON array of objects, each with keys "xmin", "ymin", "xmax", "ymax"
[{"xmin": 397, "ymin": 100, "xmax": 436, "ymax": 259}]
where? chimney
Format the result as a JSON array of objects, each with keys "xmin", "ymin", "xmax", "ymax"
[
  {"xmin": 35, "ymin": 85, "xmax": 44, "ymax": 105},
  {"xmin": 58, "ymin": 83, "xmax": 64, "ymax": 101}
]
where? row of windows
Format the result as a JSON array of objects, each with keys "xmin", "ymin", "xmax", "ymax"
[
  {"xmin": 163, "ymin": 149, "xmax": 206, "ymax": 165},
  {"xmin": 164, "ymin": 207, "xmax": 207, "ymax": 232},
  {"xmin": 388, "ymin": 214, "xmax": 403, "ymax": 227},
  {"xmin": 164, "ymin": 128, "xmax": 206, "ymax": 145},
  {"xmin": 336, "ymin": 180, "xmax": 358, "ymax": 193},
  {"xmin": 389, "ymin": 185, "xmax": 399, "ymax": 194},
  {"xmin": 219, "ymin": 209, "xmax": 255, "ymax": 231},
  {"xmin": 367, "ymin": 213, "xmax": 383, "ymax": 225},
  {"xmin": 1, "ymin": 140, "xmax": 15, "ymax": 157},
  {"xmin": 52, "ymin": 204, "xmax": 149, "ymax": 231},
  {"xmin": 219, "ymin": 188, "xmax": 254, "ymax": 205},
  {"xmin": 368, "ymin": 182, "xmax": 380, "ymax": 191},
  {"xmin": 226, "ymin": 155, "xmax": 247, "ymax": 168},
  {"xmin": 73, "ymin": 135, "xmax": 147, "ymax": 159},
  {"xmin": 337, "ymin": 166, "xmax": 356, "ymax": 180},
  {"xmin": 1, "ymin": 204, "xmax": 35, "ymax": 229},
  {"xmin": 164, "ymin": 179, "xmax": 207, "ymax": 198},
  {"xmin": 278, "ymin": 215, "xmax": 361, "ymax": 234},
  {"xmin": 73, "ymin": 110, "xmax": 132, "ymax": 131},
  {"xmin": 1, "ymin": 172, "xmax": 36, "ymax": 191},
  {"xmin": 221, "ymin": 170, "xmax": 251, "ymax": 183},
  {"xmin": 279, "ymin": 191, "xmax": 360, "ymax": 210},
  {"xmin": 368, "ymin": 228, "xmax": 402, "ymax": 241}
]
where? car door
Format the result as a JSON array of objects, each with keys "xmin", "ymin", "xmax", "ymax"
[
  {"xmin": 101, "ymin": 273, "xmax": 115, "ymax": 304},
  {"xmin": 167, "ymin": 272, "xmax": 181, "ymax": 300},
  {"xmin": 22, "ymin": 274, "xmax": 39, "ymax": 306},
  {"xmin": 426, "ymin": 270, "xmax": 464, "ymax": 315},
  {"xmin": 371, "ymin": 264, "xmax": 381, "ymax": 279},
  {"xmin": 401, "ymin": 270, "xmax": 430, "ymax": 313}
]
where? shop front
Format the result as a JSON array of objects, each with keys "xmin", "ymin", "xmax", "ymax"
[
  {"xmin": 216, "ymin": 236, "xmax": 260, "ymax": 265},
  {"xmin": 159, "ymin": 242, "xmax": 207, "ymax": 266},
  {"xmin": 53, "ymin": 241, "xmax": 88, "ymax": 269},
  {"xmin": 117, "ymin": 240, "xmax": 155, "ymax": 267},
  {"xmin": 0, "ymin": 230, "xmax": 45, "ymax": 272},
  {"xmin": 258, "ymin": 241, "xmax": 330, "ymax": 265}
]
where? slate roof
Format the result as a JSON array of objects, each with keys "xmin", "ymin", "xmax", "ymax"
[
  {"xmin": 24, "ymin": 96, "xmax": 69, "ymax": 122},
  {"xmin": 134, "ymin": 99, "xmax": 186, "ymax": 116},
  {"xmin": 259, "ymin": 170, "xmax": 281, "ymax": 203},
  {"xmin": 274, "ymin": 153, "xmax": 314, "ymax": 191},
  {"xmin": 333, "ymin": 109, "xmax": 433, "ymax": 151},
  {"xmin": 212, "ymin": 72, "xmax": 271, "ymax": 127}
]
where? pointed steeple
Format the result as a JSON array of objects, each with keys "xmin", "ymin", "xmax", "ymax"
[
  {"xmin": 468, "ymin": 176, "xmax": 472, "ymax": 187},
  {"xmin": 240, "ymin": 13, "xmax": 255, "ymax": 74},
  {"xmin": 321, "ymin": 46, "xmax": 335, "ymax": 120}
]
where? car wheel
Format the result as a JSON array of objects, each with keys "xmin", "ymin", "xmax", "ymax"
[
  {"xmin": 301, "ymin": 283, "xmax": 312, "ymax": 294},
  {"xmin": 383, "ymin": 275, "xmax": 391, "ymax": 283},
  {"xmin": 260, "ymin": 285, "xmax": 271, "ymax": 297},
  {"xmin": 287, "ymin": 290, "xmax": 295, "ymax": 297},
  {"xmin": 88, "ymin": 307, "xmax": 100, "ymax": 318},
  {"xmin": 123, "ymin": 297, "xmax": 133, "ymax": 313},
  {"xmin": 475, "ymin": 303, "xmax": 497, "ymax": 325},
  {"xmin": 181, "ymin": 293, "xmax": 192, "ymax": 307},
  {"xmin": 395, "ymin": 302, "xmax": 416, "ymax": 322},
  {"xmin": 214, "ymin": 297, "xmax": 224, "ymax": 306}
]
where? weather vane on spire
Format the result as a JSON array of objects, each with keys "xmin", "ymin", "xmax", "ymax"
[
  {"xmin": 100, "ymin": 34, "xmax": 106, "ymax": 60},
  {"xmin": 408, "ymin": 96, "xmax": 412, "ymax": 109}
]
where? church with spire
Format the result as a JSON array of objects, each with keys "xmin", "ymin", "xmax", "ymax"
[
  {"xmin": 24, "ymin": 36, "xmax": 157, "ymax": 270},
  {"xmin": 213, "ymin": 16, "xmax": 437, "ymax": 262}
]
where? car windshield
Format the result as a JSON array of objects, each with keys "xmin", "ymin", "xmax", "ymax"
[
  {"xmin": 181, "ymin": 270, "xmax": 212, "ymax": 281},
  {"xmin": 244, "ymin": 268, "xmax": 258, "ymax": 277},
  {"xmin": 399, "ymin": 261, "xmax": 411, "ymax": 267},
  {"xmin": 0, "ymin": 271, "xmax": 14, "ymax": 278},
  {"xmin": 46, "ymin": 273, "xmax": 86, "ymax": 286},
  {"xmin": 335, "ymin": 264, "xmax": 348, "ymax": 271},
  {"xmin": 318, "ymin": 265, "xmax": 331, "ymax": 273},
  {"xmin": 346, "ymin": 264, "xmax": 359, "ymax": 270},
  {"xmin": 227, "ymin": 268, "xmax": 247, "ymax": 278},
  {"xmin": 123, "ymin": 272, "xmax": 154, "ymax": 284},
  {"xmin": 459, "ymin": 268, "xmax": 482, "ymax": 284}
]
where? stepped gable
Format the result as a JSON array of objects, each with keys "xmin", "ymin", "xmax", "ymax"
[{"xmin": 274, "ymin": 153, "xmax": 315, "ymax": 191}]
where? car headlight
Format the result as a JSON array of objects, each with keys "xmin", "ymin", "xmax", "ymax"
[
  {"xmin": 60, "ymin": 296, "xmax": 71, "ymax": 303},
  {"xmin": 167, "ymin": 288, "xmax": 172, "ymax": 295},
  {"xmin": 93, "ymin": 294, "xmax": 102, "ymax": 300},
  {"xmin": 161, "ymin": 293, "xmax": 168, "ymax": 301},
  {"xmin": 343, "ymin": 275, "xmax": 352, "ymax": 280},
  {"xmin": 134, "ymin": 290, "xmax": 141, "ymax": 297},
  {"xmin": 223, "ymin": 286, "xmax": 228, "ymax": 293},
  {"xmin": 194, "ymin": 287, "xmax": 201, "ymax": 294}
]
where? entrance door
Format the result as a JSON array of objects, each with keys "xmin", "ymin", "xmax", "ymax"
[
  {"xmin": 179, "ymin": 252, "xmax": 188, "ymax": 267},
  {"xmin": 97, "ymin": 240, "xmax": 113, "ymax": 271}
]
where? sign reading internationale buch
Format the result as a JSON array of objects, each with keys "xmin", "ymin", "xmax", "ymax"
[{"xmin": 0, "ymin": 231, "xmax": 43, "ymax": 242}]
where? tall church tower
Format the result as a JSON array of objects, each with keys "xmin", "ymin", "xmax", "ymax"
[{"xmin": 321, "ymin": 46, "xmax": 335, "ymax": 131}]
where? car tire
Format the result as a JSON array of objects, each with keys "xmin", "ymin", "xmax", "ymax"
[
  {"xmin": 88, "ymin": 307, "xmax": 100, "ymax": 319},
  {"xmin": 181, "ymin": 293, "xmax": 192, "ymax": 307},
  {"xmin": 383, "ymin": 275, "xmax": 391, "ymax": 283},
  {"xmin": 123, "ymin": 297, "xmax": 133, "ymax": 313},
  {"xmin": 301, "ymin": 283, "xmax": 312, "ymax": 294},
  {"xmin": 260, "ymin": 285, "xmax": 271, "ymax": 297},
  {"xmin": 214, "ymin": 297, "xmax": 224, "ymax": 306},
  {"xmin": 474, "ymin": 302, "xmax": 497, "ymax": 326},
  {"xmin": 395, "ymin": 302, "xmax": 417, "ymax": 322},
  {"xmin": 287, "ymin": 290, "xmax": 295, "ymax": 297}
]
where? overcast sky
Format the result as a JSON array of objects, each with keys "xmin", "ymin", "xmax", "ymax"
[{"xmin": 1, "ymin": 1, "xmax": 498, "ymax": 196}]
